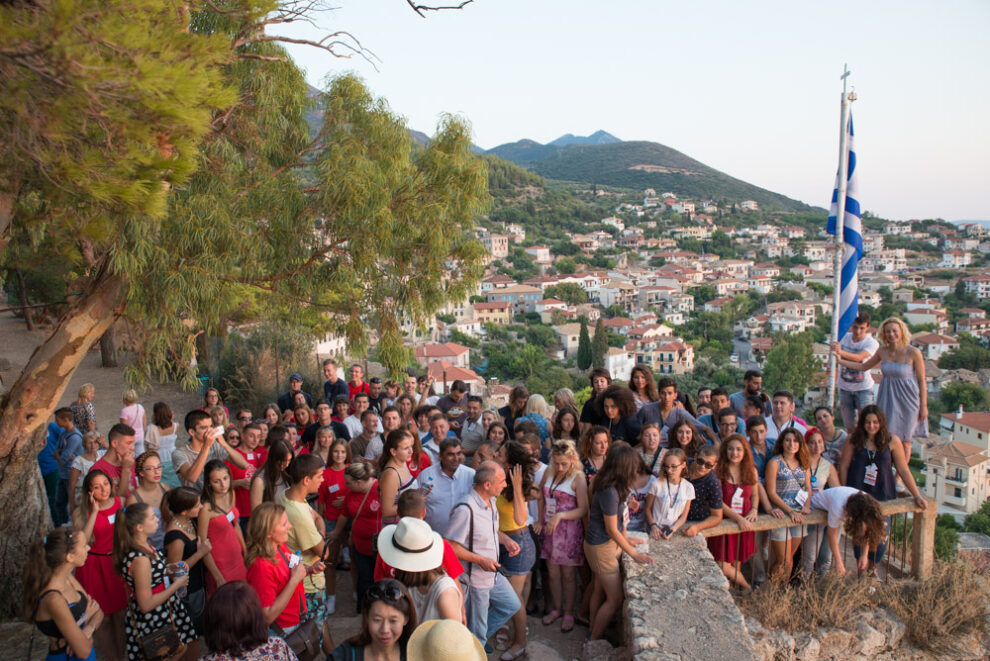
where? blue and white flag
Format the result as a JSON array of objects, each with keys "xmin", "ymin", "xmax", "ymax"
[{"xmin": 826, "ymin": 113, "xmax": 863, "ymax": 340}]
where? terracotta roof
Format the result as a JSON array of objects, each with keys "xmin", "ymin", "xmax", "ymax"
[
  {"xmin": 414, "ymin": 343, "xmax": 470, "ymax": 359},
  {"xmin": 912, "ymin": 333, "xmax": 959, "ymax": 346},
  {"xmin": 925, "ymin": 440, "xmax": 989, "ymax": 467},
  {"xmin": 473, "ymin": 301, "xmax": 511, "ymax": 311},
  {"xmin": 426, "ymin": 361, "xmax": 480, "ymax": 383},
  {"xmin": 942, "ymin": 412, "xmax": 990, "ymax": 433}
]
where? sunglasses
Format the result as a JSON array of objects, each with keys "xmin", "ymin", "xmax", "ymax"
[{"xmin": 697, "ymin": 460, "xmax": 717, "ymax": 470}]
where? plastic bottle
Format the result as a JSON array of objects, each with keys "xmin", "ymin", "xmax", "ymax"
[
  {"xmin": 289, "ymin": 550, "xmax": 302, "ymax": 569},
  {"xmin": 173, "ymin": 562, "xmax": 188, "ymax": 599}
]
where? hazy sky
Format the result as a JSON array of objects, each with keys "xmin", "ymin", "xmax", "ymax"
[{"xmin": 280, "ymin": 0, "xmax": 989, "ymax": 221}]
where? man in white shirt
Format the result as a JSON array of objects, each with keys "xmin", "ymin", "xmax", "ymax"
[
  {"xmin": 343, "ymin": 392, "xmax": 382, "ymax": 439},
  {"xmin": 763, "ymin": 390, "xmax": 807, "ymax": 446},
  {"xmin": 423, "ymin": 413, "xmax": 456, "ymax": 464},
  {"xmin": 831, "ymin": 314, "xmax": 879, "ymax": 429},
  {"xmin": 420, "ymin": 438, "xmax": 476, "ymax": 535}
]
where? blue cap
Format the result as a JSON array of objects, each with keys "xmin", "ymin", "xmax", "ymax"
[{"xmin": 289, "ymin": 373, "xmax": 303, "ymax": 382}]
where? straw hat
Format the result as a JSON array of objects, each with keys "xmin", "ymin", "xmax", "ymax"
[
  {"xmin": 407, "ymin": 619, "xmax": 486, "ymax": 661},
  {"xmin": 376, "ymin": 517, "xmax": 444, "ymax": 572}
]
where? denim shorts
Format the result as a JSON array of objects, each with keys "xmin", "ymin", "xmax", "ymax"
[
  {"xmin": 769, "ymin": 524, "xmax": 807, "ymax": 542},
  {"xmin": 499, "ymin": 528, "xmax": 536, "ymax": 575}
]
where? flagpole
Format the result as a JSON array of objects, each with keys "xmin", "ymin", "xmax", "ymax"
[{"xmin": 828, "ymin": 65, "xmax": 854, "ymax": 411}]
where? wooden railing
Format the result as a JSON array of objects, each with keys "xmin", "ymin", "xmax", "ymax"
[{"xmin": 699, "ymin": 496, "xmax": 937, "ymax": 579}]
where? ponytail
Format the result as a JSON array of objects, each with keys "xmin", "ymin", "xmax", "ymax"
[
  {"xmin": 22, "ymin": 526, "xmax": 78, "ymax": 619},
  {"xmin": 163, "ymin": 487, "xmax": 200, "ymax": 525},
  {"xmin": 113, "ymin": 502, "xmax": 151, "ymax": 576}
]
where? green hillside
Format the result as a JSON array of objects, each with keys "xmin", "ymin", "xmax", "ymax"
[{"xmin": 489, "ymin": 139, "xmax": 814, "ymax": 212}]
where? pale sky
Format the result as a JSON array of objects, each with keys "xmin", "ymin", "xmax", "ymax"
[{"xmin": 280, "ymin": 0, "xmax": 990, "ymax": 221}]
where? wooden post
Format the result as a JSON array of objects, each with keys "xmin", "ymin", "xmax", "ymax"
[{"xmin": 911, "ymin": 496, "xmax": 937, "ymax": 579}]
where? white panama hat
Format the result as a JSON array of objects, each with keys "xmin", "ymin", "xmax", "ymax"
[
  {"xmin": 407, "ymin": 619, "xmax": 486, "ymax": 661},
  {"xmin": 376, "ymin": 517, "xmax": 444, "ymax": 572}
]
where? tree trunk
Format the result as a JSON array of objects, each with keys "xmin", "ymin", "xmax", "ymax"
[
  {"xmin": 14, "ymin": 269, "xmax": 34, "ymax": 331},
  {"xmin": 0, "ymin": 258, "xmax": 127, "ymax": 617},
  {"xmin": 99, "ymin": 325, "xmax": 117, "ymax": 368},
  {"xmin": 0, "ymin": 191, "xmax": 14, "ymax": 256}
]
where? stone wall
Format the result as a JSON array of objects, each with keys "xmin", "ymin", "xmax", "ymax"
[{"xmin": 621, "ymin": 532, "xmax": 757, "ymax": 660}]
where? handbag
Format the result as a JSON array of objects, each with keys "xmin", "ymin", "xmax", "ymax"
[
  {"xmin": 272, "ymin": 547, "xmax": 322, "ymax": 661},
  {"xmin": 130, "ymin": 554, "xmax": 184, "ymax": 661}
]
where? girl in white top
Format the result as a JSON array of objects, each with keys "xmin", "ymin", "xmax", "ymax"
[
  {"xmin": 145, "ymin": 402, "xmax": 181, "ymax": 488},
  {"xmin": 638, "ymin": 424, "xmax": 665, "ymax": 478},
  {"xmin": 119, "ymin": 389, "xmax": 147, "ymax": 455},
  {"xmin": 645, "ymin": 448, "xmax": 695, "ymax": 540}
]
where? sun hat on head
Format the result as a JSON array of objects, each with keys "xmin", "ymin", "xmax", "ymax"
[
  {"xmin": 377, "ymin": 517, "xmax": 444, "ymax": 572},
  {"xmin": 407, "ymin": 619, "xmax": 486, "ymax": 661}
]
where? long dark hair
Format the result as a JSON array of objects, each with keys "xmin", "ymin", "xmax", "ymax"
[
  {"xmin": 201, "ymin": 459, "xmax": 233, "ymax": 510},
  {"xmin": 378, "ymin": 429, "xmax": 414, "ymax": 473},
  {"xmin": 551, "ymin": 407, "xmax": 580, "ymax": 441},
  {"xmin": 348, "ymin": 579, "xmax": 418, "ymax": 649},
  {"xmin": 204, "ymin": 581, "xmax": 269, "ymax": 656},
  {"xmin": 112, "ymin": 502, "xmax": 152, "ymax": 576},
  {"xmin": 22, "ymin": 526, "xmax": 78, "ymax": 619},
  {"xmin": 257, "ymin": 440, "xmax": 293, "ymax": 503},
  {"xmin": 591, "ymin": 444, "xmax": 641, "ymax": 503},
  {"xmin": 668, "ymin": 419, "xmax": 703, "ymax": 459},
  {"xmin": 849, "ymin": 404, "xmax": 893, "ymax": 454},
  {"xmin": 501, "ymin": 440, "xmax": 536, "ymax": 503},
  {"xmin": 629, "ymin": 365, "xmax": 660, "ymax": 403}
]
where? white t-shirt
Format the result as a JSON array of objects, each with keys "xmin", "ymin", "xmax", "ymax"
[
  {"xmin": 810, "ymin": 486, "xmax": 863, "ymax": 529},
  {"xmin": 838, "ymin": 332, "xmax": 880, "ymax": 392},
  {"xmin": 647, "ymin": 478, "xmax": 695, "ymax": 527}
]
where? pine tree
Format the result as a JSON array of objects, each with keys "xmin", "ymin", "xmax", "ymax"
[
  {"xmin": 592, "ymin": 318, "xmax": 608, "ymax": 369},
  {"xmin": 577, "ymin": 317, "xmax": 592, "ymax": 370}
]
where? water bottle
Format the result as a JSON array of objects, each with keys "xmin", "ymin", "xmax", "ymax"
[
  {"xmin": 288, "ymin": 550, "xmax": 302, "ymax": 569},
  {"xmin": 424, "ymin": 475, "xmax": 434, "ymax": 494},
  {"xmin": 173, "ymin": 562, "xmax": 187, "ymax": 599}
]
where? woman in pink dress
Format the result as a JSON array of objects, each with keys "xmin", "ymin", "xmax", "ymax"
[{"xmin": 198, "ymin": 459, "xmax": 247, "ymax": 594}]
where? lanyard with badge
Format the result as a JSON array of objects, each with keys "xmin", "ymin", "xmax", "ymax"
[
  {"xmin": 863, "ymin": 449, "xmax": 879, "ymax": 487},
  {"xmin": 730, "ymin": 485, "xmax": 745, "ymax": 515},
  {"xmin": 546, "ymin": 475, "xmax": 565, "ymax": 519}
]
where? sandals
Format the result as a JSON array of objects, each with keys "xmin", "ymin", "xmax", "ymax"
[
  {"xmin": 494, "ymin": 627, "xmax": 511, "ymax": 651},
  {"xmin": 500, "ymin": 646, "xmax": 527, "ymax": 661},
  {"xmin": 561, "ymin": 615, "xmax": 575, "ymax": 633},
  {"xmin": 542, "ymin": 610, "xmax": 561, "ymax": 626}
]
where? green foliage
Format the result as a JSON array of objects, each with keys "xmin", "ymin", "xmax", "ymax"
[
  {"xmin": 939, "ymin": 382, "xmax": 990, "ymax": 413},
  {"xmin": 938, "ymin": 336, "xmax": 990, "ymax": 370},
  {"xmin": 649, "ymin": 256, "xmax": 667, "ymax": 267},
  {"xmin": 763, "ymin": 332, "xmax": 819, "ymax": 399},
  {"xmin": 436, "ymin": 313, "xmax": 457, "ymax": 324},
  {"xmin": 577, "ymin": 318, "xmax": 592, "ymax": 371},
  {"xmin": 591, "ymin": 318, "xmax": 608, "ymax": 368},
  {"xmin": 555, "ymin": 257, "xmax": 577, "ymax": 274},
  {"xmin": 449, "ymin": 329, "xmax": 480, "ymax": 349},
  {"xmin": 692, "ymin": 285, "xmax": 717, "ymax": 305},
  {"xmin": 545, "ymin": 282, "xmax": 588, "ymax": 306},
  {"xmin": 964, "ymin": 498, "xmax": 990, "ymax": 536},
  {"xmin": 766, "ymin": 289, "xmax": 803, "ymax": 303},
  {"xmin": 524, "ymin": 324, "xmax": 558, "ymax": 349},
  {"xmin": 550, "ymin": 240, "xmax": 580, "ymax": 257},
  {"xmin": 483, "ymin": 154, "xmax": 545, "ymax": 194}
]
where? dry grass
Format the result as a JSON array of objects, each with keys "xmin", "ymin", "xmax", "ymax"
[
  {"xmin": 735, "ymin": 576, "xmax": 874, "ymax": 633},
  {"xmin": 736, "ymin": 562, "xmax": 990, "ymax": 652},
  {"xmin": 878, "ymin": 561, "xmax": 990, "ymax": 651}
]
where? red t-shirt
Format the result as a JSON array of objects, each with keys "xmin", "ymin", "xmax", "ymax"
[
  {"xmin": 228, "ymin": 447, "xmax": 265, "ymax": 518},
  {"xmin": 344, "ymin": 481, "xmax": 380, "ymax": 556},
  {"xmin": 348, "ymin": 381, "xmax": 370, "ymax": 400},
  {"xmin": 407, "ymin": 453, "xmax": 431, "ymax": 479},
  {"xmin": 91, "ymin": 458, "xmax": 138, "ymax": 494},
  {"xmin": 246, "ymin": 543, "xmax": 306, "ymax": 629},
  {"xmin": 374, "ymin": 537, "xmax": 465, "ymax": 582},
  {"xmin": 317, "ymin": 466, "xmax": 350, "ymax": 521}
]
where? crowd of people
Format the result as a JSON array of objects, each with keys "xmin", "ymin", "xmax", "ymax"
[{"xmin": 28, "ymin": 316, "xmax": 931, "ymax": 659}]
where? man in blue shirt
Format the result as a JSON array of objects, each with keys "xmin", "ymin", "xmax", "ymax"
[
  {"xmin": 696, "ymin": 388, "xmax": 745, "ymax": 444},
  {"xmin": 39, "ymin": 415, "xmax": 64, "ymax": 524},
  {"xmin": 53, "ymin": 407, "xmax": 83, "ymax": 525}
]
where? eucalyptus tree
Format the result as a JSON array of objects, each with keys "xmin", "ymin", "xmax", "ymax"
[{"xmin": 0, "ymin": 0, "xmax": 486, "ymax": 614}]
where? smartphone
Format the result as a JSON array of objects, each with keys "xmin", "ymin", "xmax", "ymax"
[{"xmin": 215, "ymin": 425, "xmax": 224, "ymax": 435}]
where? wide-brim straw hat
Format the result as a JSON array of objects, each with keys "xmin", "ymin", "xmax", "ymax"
[
  {"xmin": 376, "ymin": 517, "xmax": 444, "ymax": 572},
  {"xmin": 407, "ymin": 619, "xmax": 486, "ymax": 661}
]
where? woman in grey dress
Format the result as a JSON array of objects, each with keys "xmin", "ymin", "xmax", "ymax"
[{"xmin": 833, "ymin": 317, "xmax": 927, "ymax": 459}]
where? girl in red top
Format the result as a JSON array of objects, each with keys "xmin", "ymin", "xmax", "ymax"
[
  {"xmin": 73, "ymin": 470, "xmax": 128, "ymax": 660},
  {"xmin": 198, "ymin": 460, "xmax": 247, "ymax": 594},
  {"xmin": 317, "ymin": 434, "xmax": 351, "ymax": 611},
  {"xmin": 406, "ymin": 433, "xmax": 431, "ymax": 479},
  {"xmin": 245, "ymin": 502, "xmax": 325, "ymax": 632},
  {"xmin": 329, "ymin": 461, "xmax": 379, "ymax": 609}
]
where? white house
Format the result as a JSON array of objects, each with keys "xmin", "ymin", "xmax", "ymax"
[
  {"xmin": 922, "ymin": 440, "xmax": 990, "ymax": 516},
  {"xmin": 910, "ymin": 333, "xmax": 960, "ymax": 361},
  {"xmin": 604, "ymin": 348, "xmax": 635, "ymax": 381}
]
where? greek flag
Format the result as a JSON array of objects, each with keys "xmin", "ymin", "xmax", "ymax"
[{"xmin": 826, "ymin": 113, "xmax": 863, "ymax": 339}]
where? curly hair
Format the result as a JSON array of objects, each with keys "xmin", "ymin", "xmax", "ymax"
[
  {"xmin": 668, "ymin": 419, "xmax": 703, "ymax": 459},
  {"xmin": 601, "ymin": 384, "xmax": 637, "ymax": 419},
  {"xmin": 844, "ymin": 492, "xmax": 886, "ymax": 549}
]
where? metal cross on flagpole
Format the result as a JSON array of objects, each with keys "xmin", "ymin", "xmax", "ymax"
[{"xmin": 827, "ymin": 65, "xmax": 857, "ymax": 410}]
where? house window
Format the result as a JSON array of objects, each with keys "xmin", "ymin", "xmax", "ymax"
[{"xmin": 954, "ymin": 488, "xmax": 962, "ymax": 498}]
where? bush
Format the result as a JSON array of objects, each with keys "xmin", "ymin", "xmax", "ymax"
[{"xmin": 735, "ymin": 576, "xmax": 873, "ymax": 632}]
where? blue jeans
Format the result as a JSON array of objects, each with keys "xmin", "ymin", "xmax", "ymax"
[
  {"xmin": 54, "ymin": 478, "xmax": 71, "ymax": 526},
  {"xmin": 463, "ymin": 572, "xmax": 521, "ymax": 646},
  {"xmin": 854, "ymin": 516, "xmax": 890, "ymax": 565},
  {"xmin": 839, "ymin": 389, "xmax": 874, "ymax": 430}
]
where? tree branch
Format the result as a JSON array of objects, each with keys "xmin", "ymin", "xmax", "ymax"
[{"xmin": 405, "ymin": 0, "xmax": 475, "ymax": 18}]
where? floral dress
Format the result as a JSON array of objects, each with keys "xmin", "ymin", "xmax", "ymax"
[
  {"xmin": 540, "ymin": 474, "xmax": 584, "ymax": 566},
  {"xmin": 121, "ymin": 549, "xmax": 196, "ymax": 659}
]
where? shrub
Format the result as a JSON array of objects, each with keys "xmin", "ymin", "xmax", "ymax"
[{"xmin": 735, "ymin": 576, "xmax": 873, "ymax": 632}]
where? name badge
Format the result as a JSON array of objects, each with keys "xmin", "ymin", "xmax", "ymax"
[
  {"xmin": 107, "ymin": 514, "xmax": 116, "ymax": 524},
  {"xmin": 864, "ymin": 463, "xmax": 879, "ymax": 487},
  {"xmin": 731, "ymin": 487, "xmax": 745, "ymax": 515},
  {"xmin": 545, "ymin": 497, "xmax": 557, "ymax": 518},
  {"xmin": 622, "ymin": 505, "xmax": 630, "ymax": 530},
  {"xmin": 226, "ymin": 510, "xmax": 236, "ymax": 524},
  {"xmin": 328, "ymin": 484, "xmax": 339, "ymax": 494},
  {"xmin": 795, "ymin": 489, "xmax": 808, "ymax": 507},
  {"xmin": 246, "ymin": 453, "xmax": 255, "ymax": 461}
]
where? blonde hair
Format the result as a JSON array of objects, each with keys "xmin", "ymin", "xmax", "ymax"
[
  {"xmin": 78, "ymin": 383, "xmax": 94, "ymax": 399},
  {"xmin": 245, "ymin": 502, "xmax": 285, "ymax": 567},
  {"xmin": 548, "ymin": 440, "xmax": 581, "ymax": 481},
  {"xmin": 553, "ymin": 388, "xmax": 579, "ymax": 412},
  {"xmin": 122, "ymin": 388, "xmax": 139, "ymax": 405},
  {"xmin": 525, "ymin": 394, "xmax": 553, "ymax": 419},
  {"xmin": 345, "ymin": 460, "xmax": 376, "ymax": 482},
  {"xmin": 879, "ymin": 316, "xmax": 911, "ymax": 349}
]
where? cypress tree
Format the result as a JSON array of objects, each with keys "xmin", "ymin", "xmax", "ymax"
[
  {"xmin": 592, "ymin": 317, "xmax": 608, "ymax": 369},
  {"xmin": 577, "ymin": 317, "xmax": 592, "ymax": 370}
]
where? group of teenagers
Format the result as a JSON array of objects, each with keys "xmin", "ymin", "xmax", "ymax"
[{"xmin": 25, "ymin": 316, "xmax": 932, "ymax": 660}]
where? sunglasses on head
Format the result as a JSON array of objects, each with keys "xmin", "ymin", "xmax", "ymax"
[{"xmin": 366, "ymin": 580, "xmax": 404, "ymax": 604}]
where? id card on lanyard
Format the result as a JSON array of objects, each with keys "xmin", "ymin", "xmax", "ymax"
[{"xmin": 731, "ymin": 487, "xmax": 745, "ymax": 515}]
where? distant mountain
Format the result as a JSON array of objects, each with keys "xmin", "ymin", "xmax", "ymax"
[
  {"xmin": 548, "ymin": 130, "xmax": 621, "ymax": 147},
  {"xmin": 488, "ymin": 137, "xmax": 813, "ymax": 212}
]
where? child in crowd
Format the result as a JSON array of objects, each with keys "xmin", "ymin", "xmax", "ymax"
[{"xmin": 645, "ymin": 448, "xmax": 694, "ymax": 540}]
